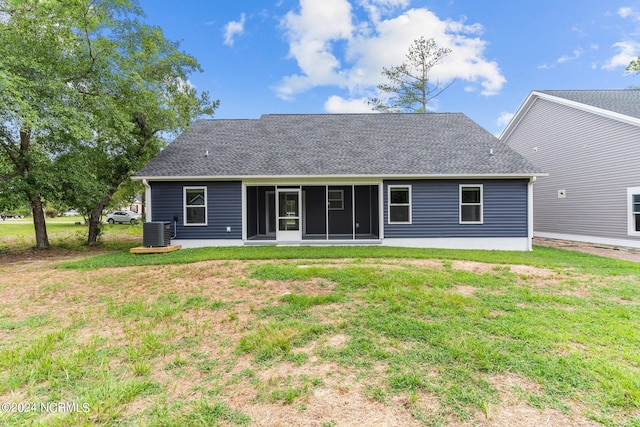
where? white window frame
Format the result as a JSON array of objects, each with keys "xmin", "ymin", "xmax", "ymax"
[
  {"xmin": 183, "ymin": 186, "xmax": 208, "ymax": 226},
  {"xmin": 388, "ymin": 185, "xmax": 412, "ymax": 224},
  {"xmin": 628, "ymin": 187, "xmax": 640, "ymax": 236},
  {"xmin": 327, "ymin": 189, "xmax": 344, "ymax": 211},
  {"xmin": 459, "ymin": 184, "xmax": 483, "ymax": 224}
]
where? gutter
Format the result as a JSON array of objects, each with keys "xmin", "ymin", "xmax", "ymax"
[
  {"xmin": 142, "ymin": 179, "xmax": 151, "ymax": 223},
  {"xmin": 133, "ymin": 173, "xmax": 548, "ymax": 182}
]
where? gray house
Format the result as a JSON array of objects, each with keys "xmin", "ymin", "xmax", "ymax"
[
  {"xmin": 134, "ymin": 113, "xmax": 543, "ymax": 250},
  {"xmin": 502, "ymin": 90, "xmax": 640, "ymax": 249}
]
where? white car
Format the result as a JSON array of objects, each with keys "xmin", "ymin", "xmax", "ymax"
[{"xmin": 106, "ymin": 210, "xmax": 141, "ymax": 224}]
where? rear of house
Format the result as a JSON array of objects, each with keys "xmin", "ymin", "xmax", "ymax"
[
  {"xmin": 135, "ymin": 114, "xmax": 544, "ymax": 250},
  {"xmin": 502, "ymin": 90, "xmax": 640, "ymax": 248}
]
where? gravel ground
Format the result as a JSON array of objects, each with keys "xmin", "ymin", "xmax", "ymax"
[{"xmin": 534, "ymin": 237, "xmax": 640, "ymax": 263}]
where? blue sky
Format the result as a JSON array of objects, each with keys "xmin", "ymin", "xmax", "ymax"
[{"xmin": 138, "ymin": 0, "xmax": 640, "ymax": 135}]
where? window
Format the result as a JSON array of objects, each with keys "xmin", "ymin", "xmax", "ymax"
[
  {"xmin": 184, "ymin": 186, "xmax": 207, "ymax": 226},
  {"xmin": 328, "ymin": 189, "xmax": 344, "ymax": 210},
  {"xmin": 460, "ymin": 185, "xmax": 483, "ymax": 224},
  {"xmin": 388, "ymin": 185, "xmax": 411, "ymax": 224},
  {"xmin": 628, "ymin": 187, "xmax": 640, "ymax": 236}
]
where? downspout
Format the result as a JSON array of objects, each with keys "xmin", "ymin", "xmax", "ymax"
[
  {"xmin": 142, "ymin": 179, "xmax": 152, "ymax": 223},
  {"xmin": 528, "ymin": 176, "xmax": 536, "ymax": 251}
]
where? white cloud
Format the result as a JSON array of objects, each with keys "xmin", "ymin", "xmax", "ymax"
[
  {"xmin": 571, "ymin": 25, "xmax": 586, "ymax": 36},
  {"xmin": 618, "ymin": 7, "xmax": 634, "ymax": 18},
  {"xmin": 602, "ymin": 41, "xmax": 640, "ymax": 70},
  {"xmin": 275, "ymin": 1, "xmax": 507, "ymax": 104},
  {"xmin": 223, "ymin": 13, "xmax": 246, "ymax": 46},
  {"xmin": 277, "ymin": 0, "xmax": 354, "ymax": 97},
  {"xmin": 358, "ymin": 0, "xmax": 410, "ymax": 24},
  {"xmin": 539, "ymin": 47, "xmax": 590, "ymax": 70},
  {"xmin": 324, "ymin": 95, "xmax": 374, "ymax": 113},
  {"xmin": 557, "ymin": 48, "xmax": 584, "ymax": 64},
  {"xmin": 497, "ymin": 112, "xmax": 514, "ymax": 127}
]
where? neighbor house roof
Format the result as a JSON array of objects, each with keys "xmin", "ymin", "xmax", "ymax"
[
  {"xmin": 538, "ymin": 90, "xmax": 640, "ymax": 119},
  {"xmin": 135, "ymin": 113, "xmax": 543, "ymax": 179},
  {"xmin": 501, "ymin": 89, "xmax": 640, "ymax": 140}
]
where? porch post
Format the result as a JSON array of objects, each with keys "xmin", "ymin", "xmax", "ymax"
[
  {"xmin": 325, "ymin": 185, "xmax": 329, "ymax": 240},
  {"xmin": 352, "ymin": 185, "xmax": 356, "ymax": 240},
  {"xmin": 379, "ymin": 182, "xmax": 384, "ymax": 240},
  {"xmin": 527, "ymin": 177, "xmax": 536, "ymax": 251},
  {"xmin": 142, "ymin": 179, "xmax": 151, "ymax": 222},
  {"xmin": 241, "ymin": 182, "xmax": 247, "ymax": 241}
]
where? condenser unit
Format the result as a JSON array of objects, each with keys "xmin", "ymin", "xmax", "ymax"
[{"xmin": 143, "ymin": 222, "xmax": 171, "ymax": 247}]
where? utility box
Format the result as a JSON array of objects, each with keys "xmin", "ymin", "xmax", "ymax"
[{"xmin": 143, "ymin": 222, "xmax": 171, "ymax": 247}]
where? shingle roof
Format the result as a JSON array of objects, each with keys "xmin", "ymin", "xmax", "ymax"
[
  {"xmin": 538, "ymin": 89, "xmax": 640, "ymax": 119},
  {"xmin": 135, "ymin": 113, "xmax": 543, "ymax": 178}
]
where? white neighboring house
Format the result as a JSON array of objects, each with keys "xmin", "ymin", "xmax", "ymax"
[
  {"xmin": 502, "ymin": 90, "xmax": 640, "ymax": 249},
  {"xmin": 127, "ymin": 196, "xmax": 143, "ymax": 214}
]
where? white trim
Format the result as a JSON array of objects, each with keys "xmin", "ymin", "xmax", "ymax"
[
  {"xmin": 533, "ymin": 91, "xmax": 640, "ymax": 128},
  {"xmin": 241, "ymin": 183, "xmax": 247, "ymax": 241},
  {"xmin": 627, "ymin": 187, "xmax": 640, "ymax": 236},
  {"xmin": 276, "ymin": 188, "xmax": 302, "ymax": 241},
  {"xmin": 535, "ymin": 231, "xmax": 640, "ymax": 249},
  {"xmin": 172, "ymin": 239, "xmax": 244, "ymax": 248},
  {"xmin": 325, "ymin": 186, "xmax": 329, "ymax": 240},
  {"xmin": 142, "ymin": 179, "xmax": 152, "ymax": 222},
  {"xmin": 172, "ymin": 237, "xmax": 530, "ymax": 250},
  {"xmin": 382, "ymin": 237, "xmax": 531, "ymax": 251},
  {"xmin": 328, "ymin": 189, "xmax": 344, "ymax": 210},
  {"xmin": 183, "ymin": 186, "xmax": 208, "ymax": 226},
  {"xmin": 134, "ymin": 173, "xmax": 547, "ymax": 182},
  {"xmin": 352, "ymin": 185, "xmax": 356, "ymax": 240},
  {"xmin": 379, "ymin": 183, "xmax": 384, "ymax": 239},
  {"xmin": 527, "ymin": 177, "xmax": 535, "ymax": 251},
  {"xmin": 388, "ymin": 185, "xmax": 412, "ymax": 224},
  {"xmin": 459, "ymin": 184, "xmax": 483, "ymax": 224}
]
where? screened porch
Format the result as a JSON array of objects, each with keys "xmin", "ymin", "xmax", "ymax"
[{"xmin": 246, "ymin": 185, "xmax": 380, "ymax": 242}]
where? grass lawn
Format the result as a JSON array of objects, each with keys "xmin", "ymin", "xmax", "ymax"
[
  {"xmin": 0, "ymin": 216, "xmax": 142, "ymax": 252},
  {"xmin": 0, "ymin": 244, "xmax": 639, "ymax": 425}
]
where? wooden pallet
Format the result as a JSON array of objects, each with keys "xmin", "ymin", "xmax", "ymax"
[{"xmin": 130, "ymin": 245, "xmax": 182, "ymax": 255}]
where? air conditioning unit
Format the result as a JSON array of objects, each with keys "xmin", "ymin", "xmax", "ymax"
[{"xmin": 143, "ymin": 221, "xmax": 171, "ymax": 247}]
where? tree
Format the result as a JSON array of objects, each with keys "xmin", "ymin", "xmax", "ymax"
[
  {"xmin": 0, "ymin": 1, "xmax": 89, "ymax": 248},
  {"xmin": 1, "ymin": 0, "xmax": 217, "ymax": 247},
  {"xmin": 57, "ymin": 4, "xmax": 217, "ymax": 245},
  {"xmin": 627, "ymin": 57, "xmax": 640, "ymax": 74},
  {"xmin": 368, "ymin": 36, "xmax": 453, "ymax": 113}
]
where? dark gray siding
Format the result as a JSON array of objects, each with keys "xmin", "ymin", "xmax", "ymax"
[
  {"xmin": 383, "ymin": 179, "xmax": 528, "ymax": 238},
  {"xmin": 150, "ymin": 181, "xmax": 242, "ymax": 239}
]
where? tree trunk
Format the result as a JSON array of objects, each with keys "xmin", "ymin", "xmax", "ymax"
[
  {"xmin": 30, "ymin": 194, "xmax": 50, "ymax": 249},
  {"xmin": 87, "ymin": 196, "xmax": 111, "ymax": 246}
]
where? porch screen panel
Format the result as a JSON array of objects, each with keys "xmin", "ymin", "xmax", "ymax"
[
  {"xmin": 303, "ymin": 186, "xmax": 326, "ymax": 236},
  {"xmin": 328, "ymin": 186, "xmax": 353, "ymax": 238},
  {"xmin": 246, "ymin": 186, "xmax": 258, "ymax": 238},
  {"xmin": 354, "ymin": 186, "xmax": 371, "ymax": 237}
]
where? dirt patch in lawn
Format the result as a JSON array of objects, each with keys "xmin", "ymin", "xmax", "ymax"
[
  {"xmin": 534, "ymin": 237, "xmax": 640, "ymax": 263},
  {"xmin": 482, "ymin": 373, "xmax": 600, "ymax": 427},
  {"xmin": 452, "ymin": 284, "xmax": 478, "ymax": 297},
  {"xmin": 0, "ymin": 254, "xmax": 629, "ymax": 426}
]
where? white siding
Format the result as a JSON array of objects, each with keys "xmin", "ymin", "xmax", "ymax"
[{"xmin": 506, "ymin": 98, "xmax": 640, "ymax": 243}]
